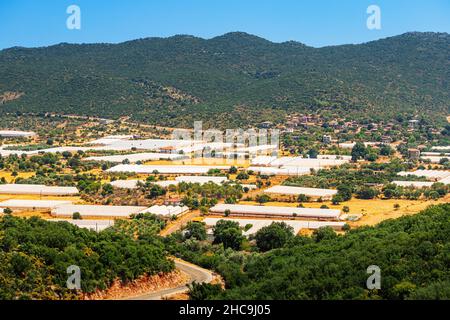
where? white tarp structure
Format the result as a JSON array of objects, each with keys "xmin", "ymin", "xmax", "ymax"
[
  {"xmin": 264, "ymin": 186, "xmax": 337, "ymax": 199},
  {"xmin": 338, "ymin": 142, "xmax": 378, "ymax": 149},
  {"xmin": 155, "ymin": 180, "xmax": 179, "ymax": 188},
  {"xmin": 240, "ymin": 184, "xmax": 258, "ymax": 190},
  {"xmin": 234, "ymin": 145, "xmax": 279, "ymax": 153},
  {"xmin": 251, "ymin": 156, "xmax": 278, "ymax": 166},
  {"xmin": 51, "ymin": 205, "xmax": 148, "ymax": 218},
  {"xmin": 317, "ymin": 155, "xmax": 352, "ymax": 160},
  {"xmin": 249, "ymin": 155, "xmax": 348, "ymax": 176},
  {"xmin": 107, "ymin": 164, "xmax": 231, "ymax": 174},
  {"xmin": 431, "ymin": 146, "xmax": 450, "ymax": 151},
  {"xmin": 278, "ymin": 157, "xmax": 349, "ymax": 168},
  {"xmin": 0, "ymin": 200, "xmax": 73, "ymax": 211},
  {"xmin": 51, "ymin": 219, "xmax": 114, "ymax": 232},
  {"xmin": 140, "ymin": 205, "xmax": 189, "ymax": 217},
  {"xmin": 110, "ymin": 176, "xmax": 230, "ymax": 189},
  {"xmin": 203, "ymin": 218, "xmax": 345, "ymax": 236},
  {"xmin": 209, "ymin": 204, "xmax": 340, "ymax": 219},
  {"xmin": 421, "ymin": 156, "xmax": 449, "ymax": 164},
  {"xmin": 248, "ymin": 166, "xmax": 310, "ymax": 176},
  {"xmin": 0, "ymin": 146, "xmax": 92, "ymax": 156},
  {"xmin": 87, "ymin": 135, "xmax": 135, "ymax": 145},
  {"xmin": 110, "ymin": 180, "xmax": 143, "ymax": 189},
  {"xmin": 175, "ymin": 176, "xmax": 228, "ymax": 185},
  {"xmin": 177, "ymin": 142, "xmax": 240, "ymax": 154},
  {"xmin": 438, "ymin": 176, "xmax": 450, "ymax": 185},
  {"xmin": 86, "ymin": 137, "xmax": 202, "ymax": 152},
  {"xmin": 0, "ymin": 184, "xmax": 79, "ymax": 196},
  {"xmin": 421, "ymin": 152, "xmax": 450, "ymax": 157},
  {"xmin": 392, "ymin": 181, "xmax": 434, "ymax": 188},
  {"xmin": 397, "ymin": 170, "xmax": 450, "ymax": 181},
  {"xmin": 0, "ymin": 130, "xmax": 36, "ymax": 138},
  {"xmin": 84, "ymin": 152, "xmax": 186, "ymax": 163}
]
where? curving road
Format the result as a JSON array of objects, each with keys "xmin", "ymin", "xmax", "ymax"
[{"xmin": 126, "ymin": 260, "xmax": 214, "ymax": 300}]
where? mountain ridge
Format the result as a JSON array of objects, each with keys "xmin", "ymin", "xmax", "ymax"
[
  {"xmin": 2, "ymin": 31, "xmax": 449, "ymax": 51},
  {"xmin": 0, "ymin": 31, "xmax": 448, "ymax": 127}
]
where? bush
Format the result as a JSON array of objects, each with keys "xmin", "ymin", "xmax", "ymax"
[
  {"xmin": 356, "ymin": 187, "xmax": 378, "ymax": 199},
  {"xmin": 72, "ymin": 212, "xmax": 82, "ymax": 220}
]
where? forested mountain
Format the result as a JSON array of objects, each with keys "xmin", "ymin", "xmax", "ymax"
[{"xmin": 0, "ymin": 32, "xmax": 449, "ymax": 127}]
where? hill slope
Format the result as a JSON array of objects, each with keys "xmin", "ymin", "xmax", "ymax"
[
  {"xmin": 0, "ymin": 32, "xmax": 449, "ymax": 127},
  {"xmin": 206, "ymin": 204, "xmax": 450, "ymax": 300}
]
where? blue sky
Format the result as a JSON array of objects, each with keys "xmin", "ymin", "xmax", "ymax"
[{"xmin": 0, "ymin": 0, "xmax": 449, "ymax": 49}]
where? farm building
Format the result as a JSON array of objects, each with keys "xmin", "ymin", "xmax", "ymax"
[
  {"xmin": 106, "ymin": 164, "xmax": 231, "ymax": 174},
  {"xmin": 209, "ymin": 204, "xmax": 340, "ymax": 220},
  {"xmin": 51, "ymin": 219, "xmax": 114, "ymax": 232},
  {"xmin": 203, "ymin": 218, "xmax": 345, "ymax": 236},
  {"xmin": 84, "ymin": 152, "xmax": 186, "ymax": 163},
  {"xmin": 264, "ymin": 186, "xmax": 337, "ymax": 200},
  {"xmin": 392, "ymin": 181, "xmax": 434, "ymax": 188},
  {"xmin": 0, "ymin": 130, "xmax": 36, "ymax": 138},
  {"xmin": 140, "ymin": 205, "xmax": 189, "ymax": 217},
  {"xmin": 51, "ymin": 205, "xmax": 148, "ymax": 218},
  {"xmin": 0, "ymin": 200, "xmax": 73, "ymax": 212},
  {"xmin": 0, "ymin": 184, "xmax": 79, "ymax": 196}
]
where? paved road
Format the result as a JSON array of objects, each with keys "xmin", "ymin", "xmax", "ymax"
[{"xmin": 126, "ymin": 260, "xmax": 213, "ymax": 300}]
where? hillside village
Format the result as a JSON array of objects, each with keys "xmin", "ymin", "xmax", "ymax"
[
  {"xmin": 0, "ymin": 114, "xmax": 448, "ymax": 229},
  {"xmin": 0, "ymin": 111, "xmax": 449, "ymax": 300}
]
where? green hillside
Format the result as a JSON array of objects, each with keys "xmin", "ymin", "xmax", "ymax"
[
  {"xmin": 197, "ymin": 204, "xmax": 450, "ymax": 300},
  {"xmin": 0, "ymin": 215, "xmax": 172, "ymax": 300},
  {"xmin": 0, "ymin": 32, "xmax": 449, "ymax": 127}
]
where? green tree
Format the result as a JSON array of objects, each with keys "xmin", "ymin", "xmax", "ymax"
[
  {"xmin": 213, "ymin": 220, "xmax": 244, "ymax": 250},
  {"xmin": 254, "ymin": 222, "xmax": 294, "ymax": 252},
  {"xmin": 185, "ymin": 221, "xmax": 207, "ymax": 241},
  {"xmin": 256, "ymin": 194, "xmax": 271, "ymax": 205},
  {"xmin": 351, "ymin": 142, "xmax": 367, "ymax": 161}
]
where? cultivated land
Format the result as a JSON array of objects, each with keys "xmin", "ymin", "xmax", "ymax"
[{"xmin": 0, "ymin": 107, "xmax": 449, "ymax": 300}]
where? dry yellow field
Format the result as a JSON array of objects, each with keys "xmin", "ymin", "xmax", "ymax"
[
  {"xmin": 0, "ymin": 171, "xmax": 35, "ymax": 183},
  {"xmin": 239, "ymin": 195, "xmax": 449, "ymax": 228}
]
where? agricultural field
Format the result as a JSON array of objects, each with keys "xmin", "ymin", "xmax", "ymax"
[{"xmin": 0, "ymin": 108, "xmax": 449, "ymax": 302}]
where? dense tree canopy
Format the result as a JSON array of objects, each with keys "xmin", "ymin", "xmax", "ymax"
[
  {"xmin": 192, "ymin": 204, "xmax": 450, "ymax": 300},
  {"xmin": 0, "ymin": 215, "xmax": 173, "ymax": 300}
]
